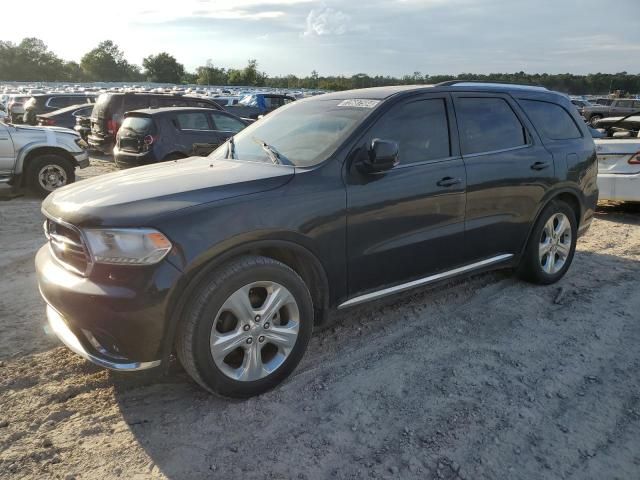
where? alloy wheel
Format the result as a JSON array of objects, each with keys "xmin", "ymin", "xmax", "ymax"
[
  {"xmin": 38, "ymin": 164, "xmax": 68, "ymax": 191},
  {"xmin": 539, "ymin": 212, "xmax": 572, "ymax": 275},
  {"xmin": 210, "ymin": 281, "xmax": 300, "ymax": 381}
]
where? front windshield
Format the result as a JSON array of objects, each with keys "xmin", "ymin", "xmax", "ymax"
[{"xmin": 209, "ymin": 98, "xmax": 379, "ymax": 167}]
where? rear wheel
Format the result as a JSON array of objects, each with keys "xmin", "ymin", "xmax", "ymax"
[
  {"xmin": 518, "ymin": 201, "xmax": 577, "ymax": 285},
  {"xmin": 26, "ymin": 154, "xmax": 75, "ymax": 197},
  {"xmin": 177, "ymin": 256, "xmax": 314, "ymax": 398}
]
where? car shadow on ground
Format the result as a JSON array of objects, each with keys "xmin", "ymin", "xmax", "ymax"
[
  {"xmin": 596, "ymin": 201, "xmax": 640, "ymax": 224},
  {"xmin": 106, "ymin": 246, "xmax": 640, "ymax": 479}
]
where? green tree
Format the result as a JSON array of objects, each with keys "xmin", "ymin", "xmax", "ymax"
[
  {"xmin": 80, "ymin": 40, "xmax": 140, "ymax": 81},
  {"xmin": 142, "ymin": 52, "xmax": 185, "ymax": 84}
]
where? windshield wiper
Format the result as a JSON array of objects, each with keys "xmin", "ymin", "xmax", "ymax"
[
  {"xmin": 226, "ymin": 136, "xmax": 236, "ymax": 159},
  {"xmin": 252, "ymin": 137, "xmax": 290, "ymax": 165}
]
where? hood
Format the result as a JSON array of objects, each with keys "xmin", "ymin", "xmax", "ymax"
[
  {"xmin": 13, "ymin": 124, "xmax": 79, "ymax": 136},
  {"xmin": 42, "ymin": 157, "xmax": 294, "ymax": 227}
]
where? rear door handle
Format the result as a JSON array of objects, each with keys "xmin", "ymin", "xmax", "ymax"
[
  {"xmin": 437, "ymin": 177, "xmax": 462, "ymax": 187},
  {"xmin": 530, "ymin": 161, "xmax": 550, "ymax": 171}
]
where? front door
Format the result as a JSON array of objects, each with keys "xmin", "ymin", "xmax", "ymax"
[
  {"xmin": 0, "ymin": 123, "xmax": 15, "ymax": 174},
  {"xmin": 345, "ymin": 94, "xmax": 467, "ymax": 297},
  {"xmin": 452, "ymin": 93, "xmax": 556, "ymax": 262}
]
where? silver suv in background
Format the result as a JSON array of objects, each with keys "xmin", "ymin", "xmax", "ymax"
[{"xmin": 0, "ymin": 122, "xmax": 89, "ymax": 196}]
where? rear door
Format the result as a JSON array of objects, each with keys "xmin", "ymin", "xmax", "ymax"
[
  {"xmin": 452, "ymin": 93, "xmax": 555, "ymax": 262},
  {"xmin": 0, "ymin": 123, "xmax": 15, "ymax": 173}
]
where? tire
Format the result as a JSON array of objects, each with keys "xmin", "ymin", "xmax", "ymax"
[
  {"xmin": 518, "ymin": 201, "xmax": 577, "ymax": 285},
  {"xmin": 26, "ymin": 154, "xmax": 75, "ymax": 197},
  {"xmin": 588, "ymin": 114, "xmax": 603, "ymax": 127},
  {"xmin": 177, "ymin": 255, "xmax": 314, "ymax": 398}
]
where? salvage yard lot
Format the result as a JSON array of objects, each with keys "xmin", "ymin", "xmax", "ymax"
[{"xmin": 1, "ymin": 162, "xmax": 639, "ymax": 480}]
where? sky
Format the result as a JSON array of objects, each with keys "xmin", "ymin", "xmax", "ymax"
[{"xmin": 3, "ymin": 0, "xmax": 640, "ymax": 77}]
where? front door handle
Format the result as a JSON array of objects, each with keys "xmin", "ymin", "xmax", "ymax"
[
  {"xmin": 437, "ymin": 177, "xmax": 462, "ymax": 187},
  {"xmin": 530, "ymin": 161, "xmax": 550, "ymax": 171}
]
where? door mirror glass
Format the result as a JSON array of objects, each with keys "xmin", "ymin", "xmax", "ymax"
[{"xmin": 360, "ymin": 138, "xmax": 399, "ymax": 173}]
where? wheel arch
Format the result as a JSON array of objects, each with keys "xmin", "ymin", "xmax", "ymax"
[
  {"xmin": 17, "ymin": 146, "xmax": 76, "ymax": 186},
  {"xmin": 518, "ymin": 188, "xmax": 583, "ymax": 260},
  {"xmin": 161, "ymin": 238, "xmax": 331, "ymax": 367}
]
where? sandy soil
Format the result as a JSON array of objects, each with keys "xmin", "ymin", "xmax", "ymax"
[{"xmin": 1, "ymin": 160, "xmax": 639, "ymax": 479}]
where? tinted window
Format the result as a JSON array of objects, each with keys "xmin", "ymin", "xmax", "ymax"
[
  {"xmin": 157, "ymin": 97, "xmax": 188, "ymax": 108},
  {"xmin": 121, "ymin": 116, "xmax": 153, "ymax": 135},
  {"xmin": 456, "ymin": 97, "xmax": 526, "ymax": 155},
  {"xmin": 211, "ymin": 112, "xmax": 245, "ymax": 133},
  {"xmin": 616, "ymin": 100, "xmax": 633, "ymax": 108},
  {"xmin": 124, "ymin": 96, "xmax": 149, "ymax": 112},
  {"xmin": 48, "ymin": 97, "xmax": 74, "ymax": 108},
  {"xmin": 520, "ymin": 100, "xmax": 582, "ymax": 140},
  {"xmin": 176, "ymin": 112, "xmax": 210, "ymax": 130},
  {"xmin": 368, "ymin": 99, "xmax": 450, "ymax": 164}
]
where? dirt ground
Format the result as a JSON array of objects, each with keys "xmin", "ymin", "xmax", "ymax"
[{"xmin": 0, "ymin": 160, "xmax": 639, "ymax": 480}]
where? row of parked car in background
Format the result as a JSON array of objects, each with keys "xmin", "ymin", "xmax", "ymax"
[{"xmin": 1, "ymin": 82, "xmax": 639, "ymax": 204}]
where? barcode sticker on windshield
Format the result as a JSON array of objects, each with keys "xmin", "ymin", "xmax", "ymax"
[{"xmin": 337, "ymin": 99, "xmax": 380, "ymax": 108}]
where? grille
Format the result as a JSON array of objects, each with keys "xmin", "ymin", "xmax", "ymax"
[{"xmin": 44, "ymin": 219, "xmax": 90, "ymax": 275}]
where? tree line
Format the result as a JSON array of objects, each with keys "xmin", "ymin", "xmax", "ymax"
[{"xmin": 1, "ymin": 37, "xmax": 639, "ymax": 95}]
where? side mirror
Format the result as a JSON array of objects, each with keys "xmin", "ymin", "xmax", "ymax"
[{"xmin": 359, "ymin": 139, "xmax": 399, "ymax": 173}]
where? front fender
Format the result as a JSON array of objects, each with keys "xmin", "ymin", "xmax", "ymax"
[{"xmin": 15, "ymin": 137, "xmax": 83, "ymax": 175}]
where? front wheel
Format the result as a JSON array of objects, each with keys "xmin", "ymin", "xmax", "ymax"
[
  {"xmin": 177, "ymin": 256, "xmax": 314, "ymax": 398},
  {"xmin": 518, "ymin": 201, "xmax": 577, "ymax": 285},
  {"xmin": 26, "ymin": 154, "xmax": 75, "ymax": 197}
]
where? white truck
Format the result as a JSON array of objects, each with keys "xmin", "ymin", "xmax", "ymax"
[
  {"xmin": 0, "ymin": 122, "xmax": 89, "ymax": 196},
  {"xmin": 593, "ymin": 115, "xmax": 640, "ymax": 202}
]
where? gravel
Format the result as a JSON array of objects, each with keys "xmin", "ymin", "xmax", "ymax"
[{"xmin": 1, "ymin": 159, "xmax": 639, "ymax": 479}]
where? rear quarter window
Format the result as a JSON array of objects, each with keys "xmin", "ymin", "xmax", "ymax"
[{"xmin": 519, "ymin": 99, "xmax": 582, "ymax": 140}]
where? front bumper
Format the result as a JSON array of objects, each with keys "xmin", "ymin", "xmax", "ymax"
[
  {"xmin": 36, "ymin": 244, "xmax": 182, "ymax": 368},
  {"xmin": 598, "ymin": 172, "xmax": 640, "ymax": 202},
  {"xmin": 73, "ymin": 150, "xmax": 90, "ymax": 169},
  {"xmin": 46, "ymin": 305, "xmax": 161, "ymax": 371}
]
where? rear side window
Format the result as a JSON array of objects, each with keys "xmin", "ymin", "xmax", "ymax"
[
  {"xmin": 176, "ymin": 112, "xmax": 210, "ymax": 130},
  {"xmin": 456, "ymin": 97, "xmax": 526, "ymax": 155},
  {"xmin": 616, "ymin": 100, "xmax": 633, "ymax": 108},
  {"xmin": 519, "ymin": 99, "xmax": 582, "ymax": 140},
  {"xmin": 368, "ymin": 98, "xmax": 451, "ymax": 165},
  {"xmin": 124, "ymin": 96, "xmax": 149, "ymax": 112}
]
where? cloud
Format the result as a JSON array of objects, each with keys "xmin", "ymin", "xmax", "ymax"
[{"xmin": 303, "ymin": 7, "xmax": 351, "ymax": 36}]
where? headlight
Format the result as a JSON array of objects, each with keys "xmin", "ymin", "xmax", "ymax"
[{"xmin": 83, "ymin": 228, "xmax": 172, "ymax": 265}]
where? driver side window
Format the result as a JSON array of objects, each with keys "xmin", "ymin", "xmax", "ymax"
[{"xmin": 367, "ymin": 99, "xmax": 451, "ymax": 166}]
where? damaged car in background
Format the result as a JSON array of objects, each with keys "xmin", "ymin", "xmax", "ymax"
[{"xmin": 592, "ymin": 112, "xmax": 640, "ymax": 202}]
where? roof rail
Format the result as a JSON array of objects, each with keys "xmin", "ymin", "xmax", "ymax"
[{"xmin": 436, "ymin": 80, "xmax": 548, "ymax": 91}]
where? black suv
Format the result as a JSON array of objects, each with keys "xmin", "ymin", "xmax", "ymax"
[
  {"xmin": 88, "ymin": 93, "xmax": 223, "ymax": 153},
  {"xmin": 36, "ymin": 82, "xmax": 598, "ymax": 398},
  {"xmin": 114, "ymin": 107, "xmax": 249, "ymax": 168},
  {"xmin": 23, "ymin": 93, "xmax": 97, "ymax": 125}
]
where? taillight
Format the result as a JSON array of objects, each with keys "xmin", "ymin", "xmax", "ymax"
[
  {"xmin": 143, "ymin": 135, "xmax": 155, "ymax": 146},
  {"xmin": 629, "ymin": 152, "xmax": 640, "ymax": 165},
  {"xmin": 41, "ymin": 118, "xmax": 56, "ymax": 126},
  {"xmin": 107, "ymin": 119, "xmax": 117, "ymax": 134}
]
